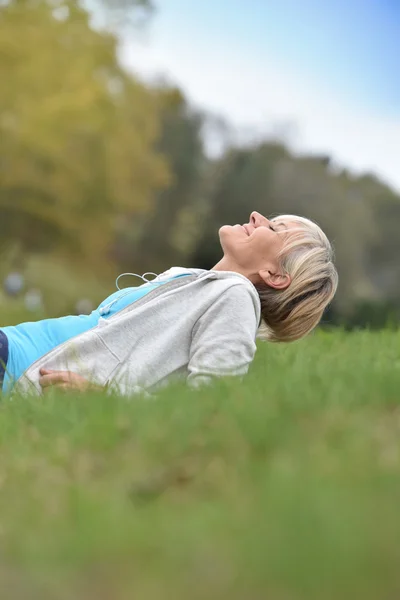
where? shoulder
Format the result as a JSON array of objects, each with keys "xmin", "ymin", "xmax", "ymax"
[
  {"xmin": 192, "ymin": 281, "xmax": 260, "ymax": 346},
  {"xmin": 217, "ymin": 282, "xmax": 260, "ymax": 318},
  {"xmin": 206, "ymin": 271, "xmax": 260, "ymax": 308},
  {"xmin": 196, "ymin": 279, "xmax": 260, "ymax": 331},
  {"xmin": 159, "ymin": 268, "xmax": 261, "ymax": 322},
  {"xmin": 187, "ymin": 269, "xmax": 261, "ymax": 321}
]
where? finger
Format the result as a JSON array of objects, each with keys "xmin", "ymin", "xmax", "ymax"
[
  {"xmin": 40, "ymin": 368, "xmax": 56, "ymax": 375},
  {"xmin": 39, "ymin": 373, "xmax": 66, "ymax": 388},
  {"xmin": 51, "ymin": 370, "xmax": 74, "ymax": 383},
  {"xmin": 41, "ymin": 370, "xmax": 67, "ymax": 377},
  {"xmin": 40, "ymin": 371, "xmax": 72, "ymax": 385}
]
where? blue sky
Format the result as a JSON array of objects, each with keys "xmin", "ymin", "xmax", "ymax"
[
  {"xmin": 148, "ymin": 0, "xmax": 399, "ymax": 113},
  {"xmin": 121, "ymin": 0, "xmax": 400, "ymax": 190}
]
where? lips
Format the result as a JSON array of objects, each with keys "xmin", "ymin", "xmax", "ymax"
[{"xmin": 242, "ymin": 224, "xmax": 250, "ymax": 236}]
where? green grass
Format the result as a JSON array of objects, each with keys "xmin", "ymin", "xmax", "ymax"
[{"xmin": 1, "ymin": 329, "xmax": 400, "ymax": 600}]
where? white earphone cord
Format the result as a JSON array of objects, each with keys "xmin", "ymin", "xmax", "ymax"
[
  {"xmin": 99, "ymin": 272, "xmax": 160, "ymax": 316},
  {"xmin": 115, "ymin": 272, "xmax": 159, "ymax": 290}
]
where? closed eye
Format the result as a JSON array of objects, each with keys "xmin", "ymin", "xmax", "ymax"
[{"xmin": 270, "ymin": 221, "xmax": 288, "ymax": 233}]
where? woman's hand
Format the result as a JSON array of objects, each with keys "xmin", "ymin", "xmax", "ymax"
[{"xmin": 39, "ymin": 368, "xmax": 103, "ymax": 393}]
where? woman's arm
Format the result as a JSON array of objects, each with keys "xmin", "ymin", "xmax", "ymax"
[{"xmin": 187, "ymin": 285, "xmax": 259, "ymax": 389}]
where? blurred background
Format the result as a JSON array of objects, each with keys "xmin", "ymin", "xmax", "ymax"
[{"xmin": 0, "ymin": 0, "xmax": 399, "ymax": 329}]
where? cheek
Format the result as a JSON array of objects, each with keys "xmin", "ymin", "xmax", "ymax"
[
  {"xmin": 251, "ymin": 231, "xmax": 279, "ymax": 259},
  {"xmin": 252, "ymin": 229, "xmax": 271, "ymax": 248}
]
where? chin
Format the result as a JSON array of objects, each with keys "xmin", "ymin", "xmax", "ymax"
[
  {"xmin": 218, "ymin": 225, "xmax": 231, "ymax": 241},
  {"xmin": 218, "ymin": 225, "xmax": 231, "ymax": 254}
]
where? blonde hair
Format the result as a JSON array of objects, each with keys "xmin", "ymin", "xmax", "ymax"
[{"xmin": 255, "ymin": 215, "xmax": 338, "ymax": 342}]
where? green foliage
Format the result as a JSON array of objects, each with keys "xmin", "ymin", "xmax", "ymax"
[
  {"xmin": 1, "ymin": 329, "xmax": 400, "ymax": 599},
  {"xmin": 1, "ymin": 0, "xmax": 400, "ymax": 325},
  {"xmin": 0, "ymin": 0, "xmax": 168, "ymax": 272},
  {"xmin": 117, "ymin": 87, "xmax": 207, "ymax": 272}
]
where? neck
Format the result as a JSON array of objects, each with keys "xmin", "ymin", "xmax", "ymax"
[
  {"xmin": 211, "ymin": 257, "xmax": 258, "ymax": 284},
  {"xmin": 212, "ymin": 256, "xmax": 238, "ymax": 273}
]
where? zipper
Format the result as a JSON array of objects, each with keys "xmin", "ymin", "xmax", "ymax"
[
  {"xmin": 102, "ymin": 274, "xmax": 197, "ymax": 322},
  {"xmin": 99, "ymin": 284, "xmax": 159, "ymax": 316},
  {"xmin": 98, "ymin": 273, "xmax": 195, "ymax": 316},
  {"xmin": 14, "ymin": 274, "xmax": 199, "ymax": 387}
]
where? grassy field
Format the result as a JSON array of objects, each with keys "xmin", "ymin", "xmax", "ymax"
[{"xmin": 1, "ymin": 329, "xmax": 400, "ymax": 600}]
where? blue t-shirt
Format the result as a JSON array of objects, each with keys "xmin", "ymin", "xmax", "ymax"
[{"xmin": 1, "ymin": 274, "xmax": 188, "ymax": 393}]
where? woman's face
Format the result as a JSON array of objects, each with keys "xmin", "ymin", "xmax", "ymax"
[{"xmin": 218, "ymin": 211, "xmax": 295, "ymax": 287}]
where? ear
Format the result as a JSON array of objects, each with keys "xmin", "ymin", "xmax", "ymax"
[{"xmin": 259, "ymin": 268, "xmax": 291, "ymax": 290}]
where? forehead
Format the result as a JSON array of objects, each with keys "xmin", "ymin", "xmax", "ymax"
[
  {"xmin": 272, "ymin": 218, "xmax": 303, "ymax": 231},
  {"xmin": 272, "ymin": 215, "xmax": 314, "ymax": 229},
  {"xmin": 272, "ymin": 220, "xmax": 308, "ymax": 248}
]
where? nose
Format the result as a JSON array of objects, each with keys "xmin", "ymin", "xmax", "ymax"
[{"xmin": 250, "ymin": 211, "xmax": 269, "ymax": 228}]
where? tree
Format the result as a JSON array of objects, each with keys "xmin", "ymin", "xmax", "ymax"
[
  {"xmin": 357, "ymin": 175, "xmax": 400, "ymax": 302},
  {"xmin": 113, "ymin": 87, "xmax": 207, "ymax": 272},
  {"xmin": 0, "ymin": 0, "xmax": 168, "ymax": 272}
]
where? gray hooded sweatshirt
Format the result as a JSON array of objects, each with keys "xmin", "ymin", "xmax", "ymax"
[{"xmin": 13, "ymin": 267, "xmax": 261, "ymax": 397}]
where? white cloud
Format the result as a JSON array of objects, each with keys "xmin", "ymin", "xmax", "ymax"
[{"xmin": 119, "ymin": 33, "xmax": 400, "ymax": 193}]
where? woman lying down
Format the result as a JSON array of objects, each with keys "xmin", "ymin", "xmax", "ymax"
[{"xmin": 0, "ymin": 211, "xmax": 338, "ymax": 398}]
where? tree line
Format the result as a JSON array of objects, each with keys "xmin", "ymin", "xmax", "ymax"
[{"xmin": 1, "ymin": 0, "xmax": 399, "ymax": 327}]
